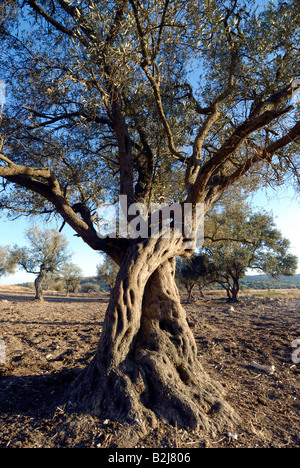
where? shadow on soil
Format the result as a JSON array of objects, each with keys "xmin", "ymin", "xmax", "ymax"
[{"xmin": 0, "ymin": 368, "xmax": 79, "ymax": 419}]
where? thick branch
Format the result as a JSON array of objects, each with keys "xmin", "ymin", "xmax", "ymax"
[
  {"xmin": 132, "ymin": 118, "xmax": 154, "ymax": 203},
  {"xmin": 0, "ymin": 160, "xmax": 51, "ymax": 179},
  {"xmin": 185, "ymin": 106, "xmax": 221, "ymax": 189},
  {"xmin": 25, "ymin": 108, "xmax": 112, "ymax": 129},
  {"xmin": 26, "ymin": 0, "xmax": 77, "ymax": 39},
  {"xmin": 250, "ymin": 81, "xmax": 300, "ymax": 118},
  {"xmin": 141, "ymin": 64, "xmax": 185, "ymax": 161},
  {"xmin": 104, "ymin": 0, "xmax": 130, "ymax": 48},
  {"xmin": 265, "ymin": 120, "xmax": 300, "ymax": 155},
  {"xmin": 187, "ymin": 103, "xmax": 294, "ymax": 204},
  {"xmin": 130, "ymin": 0, "xmax": 184, "ymax": 162},
  {"xmin": 0, "ymin": 160, "xmax": 129, "ymax": 262},
  {"xmin": 26, "ymin": 0, "xmax": 134, "ymax": 205},
  {"xmin": 217, "ymin": 119, "xmax": 300, "ymax": 191},
  {"xmin": 153, "ymin": 0, "xmax": 170, "ymax": 60}
]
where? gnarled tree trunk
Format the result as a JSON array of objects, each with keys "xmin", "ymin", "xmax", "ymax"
[
  {"xmin": 70, "ymin": 236, "xmax": 238, "ymax": 439},
  {"xmin": 34, "ymin": 265, "xmax": 45, "ymax": 301},
  {"xmin": 225, "ymin": 277, "xmax": 240, "ymax": 303}
]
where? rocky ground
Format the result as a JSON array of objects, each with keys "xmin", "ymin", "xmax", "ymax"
[{"xmin": 0, "ymin": 286, "xmax": 299, "ymax": 448}]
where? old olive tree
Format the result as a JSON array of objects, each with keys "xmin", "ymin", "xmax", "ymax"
[{"xmin": 0, "ymin": 0, "xmax": 299, "ymax": 435}]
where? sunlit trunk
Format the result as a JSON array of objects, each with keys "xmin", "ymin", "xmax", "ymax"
[
  {"xmin": 34, "ymin": 265, "xmax": 45, "ymax": 301},
  {"xmin": 70, "ymin": 237, "xmax": 238, "ymax": 439}
]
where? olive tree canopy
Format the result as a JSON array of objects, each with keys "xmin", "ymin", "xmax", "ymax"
[
  {"xmin": 0, "ymin": 245, "xmax": 16, "ymax": 278},
  {"xmin": 205, "ymin": 204, "xmax": 298, "ymax": 301},
  {"xmin": 12, "ymin": 227, "xmax": 70, "ymax": 299}
]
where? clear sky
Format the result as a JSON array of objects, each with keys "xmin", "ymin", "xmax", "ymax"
[
  {"xmin": 250, "ymin": 184, "xmax": 300, "ymax": 272},
  {"xmin": 1, "ymin": 183, "xmax": 300, "ymax": 285}
]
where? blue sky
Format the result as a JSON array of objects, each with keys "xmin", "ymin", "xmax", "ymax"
[
  {"xmin": 1, "ymin": 183, "xmax": 300, "ymax": 285},
  {"xmin": 251, "ymin": 185, "xmax": 300, "ymax": 270}
]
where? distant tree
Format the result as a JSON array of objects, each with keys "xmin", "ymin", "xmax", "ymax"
[
  {"xmin": 0, "ymin": 245, "xmax": 16, "ymax": 278},
  {"xmin": 97, "ymin": 255, "xmax": 119, "ymax": 291},
  {"xmin": 42, "ymin": 271, "xmax": 64, "ymax": 292},
  {"xmin": 206, "ymin": 207, "xmax": 298, "ymax": 301},
  {"xmin": 80, "ymin": 282, "xmax": 99, "ymax": 294},
  {"xmin": 12, "ymin": 227, "xmax": 70, "ymax": 300},
  {"xmin": 59, "ymin": 263, "xmax": 83, "ymax": 295},
  {"xmin": 176, "ymin": 254, "xmax": 216, "ymax": 302}
]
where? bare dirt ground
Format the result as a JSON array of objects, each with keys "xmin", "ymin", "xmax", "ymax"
[{"xmin": 0, "ymin": 286, "xmax": 299, "ymax": 448}]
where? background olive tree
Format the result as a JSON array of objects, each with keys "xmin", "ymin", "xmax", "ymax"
[
  {"xmin": 12, "ymin": 227, "xmax": 71, "ymax": 300},
  {"xmin": 0, "ymin": 0, "xmax": 299, "ymax": 436},
  {"xmin": 206, "ymin": 202, "xmax": 298, "ymax": 301},
  {"xmin": 176, "ymin": 254, "xmax": 216, "ymax": 301},
  {"xmin": 0, "ymin": 245, "xmax": 16, "ymax": 279},
  {"xmin": 58, "ymin": 262, "xmax": 83, "ymax": 295},
  {"xmin": 97, "ymin": 254, "xmax": 119, "ymax": 291}
]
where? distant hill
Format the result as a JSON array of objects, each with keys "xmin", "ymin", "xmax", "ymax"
[
  {"xmin": 83, "ymin": 274, "xmax": 300, "ymax": 291},
  {"xmin": 241, "ymin": 274, "xmax": 300, "ymax": 290},
  {"xmin": 16, "ymin": 276, "xmax": 110, "ymax": 292},
  {"xmin": 16, "ymin": 274, "xmax": 300, "ymax": 292}
]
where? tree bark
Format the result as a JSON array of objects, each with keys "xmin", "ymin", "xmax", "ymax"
[
  {"xmin": 34, "ymin": 266, "xmax": 45, "ymax": 301},
  {"xmin": 186, "ymin": 284, "xmax": 195, "ymax": 303},
  {"xmin": 231, "ymin": 278, "xmax": 240, "ymax": 303},
  {"xmin": 226, "ymin": 278, "xmax": 240, "ymax": 302},
  {"xmin": 69, "ymin": 237, "xmax": 238, "ymax": 439}
]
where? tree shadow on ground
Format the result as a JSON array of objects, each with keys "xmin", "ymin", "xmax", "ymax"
[
  {"xmin": 0, "ymin": 366, "xmax": 128, "ymax": 448},
  {"xmin": 0, "ymin": 367, "xmax": 105, "ymax": 448},
  {"xmin": 0, "ymin": 368, "xmax": 79, "ymax": 419}
]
